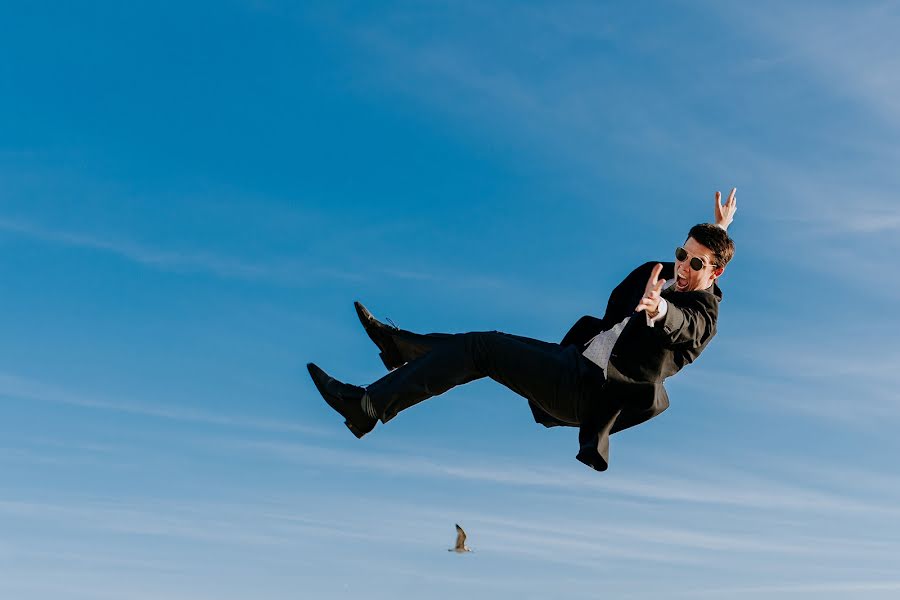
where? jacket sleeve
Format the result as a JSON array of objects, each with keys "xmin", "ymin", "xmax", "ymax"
[{"xmin": 653, "ymin": 292, "xmax": 718, "ymax": 348}]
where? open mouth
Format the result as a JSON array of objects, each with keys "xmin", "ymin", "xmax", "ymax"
[{"xmin": 676, "ymin": 275, "xmax": 688, "ymax": 290}]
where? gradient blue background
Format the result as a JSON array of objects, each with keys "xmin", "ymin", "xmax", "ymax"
[{"xmin": 3, "ymin": 1, "xmax": 900, "ymax": 598}]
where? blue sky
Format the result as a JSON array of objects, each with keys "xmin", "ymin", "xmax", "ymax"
[{"xmin": 2, "ymin": 1, "xmax": 900, "ymax": 598}]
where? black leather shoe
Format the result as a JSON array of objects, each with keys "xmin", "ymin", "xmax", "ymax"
[
  {"xmin": 354, "ymin": 301, "xmax": 404, "ymax": 370},
  {"xmin": 307, "ymin": 363, "xmax": 377, "ymax": 438}
]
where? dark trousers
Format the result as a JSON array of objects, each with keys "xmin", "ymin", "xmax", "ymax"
[{"xmin": 366, "ymin": 328, "xmax": 606, "ymax": 425}]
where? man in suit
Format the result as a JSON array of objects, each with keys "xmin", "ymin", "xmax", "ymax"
[{"xmin": 307, "ymin": 189, "xmax": 737, "ymax": 472}]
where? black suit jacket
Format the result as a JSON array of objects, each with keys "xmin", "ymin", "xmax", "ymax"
[{"xmin": 528, "ymin": 261, "xmax": 723, "ymax": 471}]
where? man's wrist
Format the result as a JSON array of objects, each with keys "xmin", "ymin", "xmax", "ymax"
[{"xmin": 646, "ymin": 298, "xmax": 668, "ymax": 327}]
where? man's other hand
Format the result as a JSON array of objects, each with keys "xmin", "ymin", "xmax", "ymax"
[{"xmin": 714, "ymin": 188, "xmax": 737, "ymax": 230}]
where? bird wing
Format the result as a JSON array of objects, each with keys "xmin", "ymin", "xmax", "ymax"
[{"xmin": 454, "ymin": 524, "xmax": 467, "ymax": 550}]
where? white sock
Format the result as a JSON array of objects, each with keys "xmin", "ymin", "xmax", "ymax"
[{"xmin": 360, "ymin": 391, "xmax": 379, "ymax": 419}]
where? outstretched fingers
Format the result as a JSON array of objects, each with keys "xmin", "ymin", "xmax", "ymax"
[
  {"xmin": 635, "ymin": 263, "xmax": 665, "ymax": 313},
  {"xmin": 714, "ymin": 187, "xmax": 737, "ymax": 229},
  {"xmin": 722, "ymin": 187, "xmax": 737, "ymax": 214}
]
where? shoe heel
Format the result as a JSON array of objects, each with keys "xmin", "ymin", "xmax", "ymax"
[
  {"xmin": 345, "ymin": 420, "xmax": 366, "ymax": 439},
  {"xmin": 378, "ymin": 352, "xmax": 404, "ymax": 371}
]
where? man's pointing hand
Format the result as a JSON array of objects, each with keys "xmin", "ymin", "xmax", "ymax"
[{"xmin": 635, "ymin": 263, "xmax": 665, "ymax": 317}]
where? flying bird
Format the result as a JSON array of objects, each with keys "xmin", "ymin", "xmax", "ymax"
[{"xmin": 448, "ymin": 523, "xmax": 473, "ymax": 553}]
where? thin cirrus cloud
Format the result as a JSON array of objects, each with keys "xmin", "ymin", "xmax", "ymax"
[
  {"xmin": 0, "ymin": 499, "xmax": 300, "ymax": 549},
  {"xmin": 0, "ymin": 372, "xmax": 325, "ymax": 436},
  {"xmin": 0, "ymin": 214, "xmax": 591, "ymax": 319},
  {"xmin": 348, "ymin": 11, "xmax": 654, "ymax": 171},
  {"xmin": 442, "ymin": 509, "xmax": 853, "ymax": 559},
  {"xmin": 0, "ymin": 495, "xmax": 462, "ymax": 555},
  {"xmin": 695, "ymin": 335, "xmax": 900, "ymax": 426},
  {"xmin": 3, "ymin": 479, "xmax": 898, "ymax": 589},
  {"xmin": 0, "ymin": 491, "xmax": 868, "ymax": 575},
  {"xmin": 0, "ymin": 215, "xmax": 364, "ymax": 285},
  {"xmin": 234, "ymin": 437, "xmax": 900, "ymax": 519},
  {"xmin": 342, "ymin": 2, "xmax": 900, "ymax": 249},
  {"xmin": 721, "ymin": 1, "xmax": 900, "ymax": 128},
  {"xmin": 683, "ymin": 580, "xmax": 900, "ymax": 597}
]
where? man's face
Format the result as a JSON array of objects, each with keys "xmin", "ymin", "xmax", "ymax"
[{"xmin": 674, "ymin": 237, "xmax": 724, "ymax": 292}]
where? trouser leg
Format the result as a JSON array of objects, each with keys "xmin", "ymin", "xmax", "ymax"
[
  {"xmin": 389, "ymin": 327, "xmax": 559, "ymax": 366},
  {"xmin": 389, "ymin": 328, "xmax": 453, "ymax": 364},
  {"xmin": 366, "ymin": 331, "xmax": 599, "ymax": 425}
]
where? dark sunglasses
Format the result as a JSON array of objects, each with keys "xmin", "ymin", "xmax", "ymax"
[{"xmin": 675, "ymin": 246, "xmax": 716, "ymax": 271}]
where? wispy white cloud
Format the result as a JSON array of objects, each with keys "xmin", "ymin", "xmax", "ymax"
[
  {"xmin": 0, "ymin": 215, "xmax": 364, "ymax": 284},
  {"xmin": 750, "ymin": 164, "xmax": 900, "ymax": 234},
  {"xmin": 235, "ymin": 437, "xmax": 900, "ymax": 519},
  {"xmin": 0, "ymin": 495, "xmax": 461, "ymax": 556},
  {"xmin": 342, "ymin": 0, "xmax": 900, "ymax": 253},
  {"xmin": 5, "ymin": 436, "xmax": 900, "ymax": 596},
  {"xmin": 688, "ymin": 334, "xmax": 900, "ymax": 427},
  {"xmin": 0, "ymin": 445, "xmax": 119, "ymax": 468},
  {"xmin": 723, "ymin": 1, "xmax": 900, "ymax": 129},
  {"xmin": 0, "ymin": 498, "xmax": 292, "ymax": 547},
  {"xmin": 348, "ymin": 8, "xmax": 654, "ymax": 177},
  {"xmin": 696, "ymin": 3, "xmax": 900, "ymax": 242},
  {"xmin": 5, "ymin": 486, "xmax": 888, "ymax": 582},
  {"xmin": 463, "ymin": 512, "xmax": 804, "ymax": 558},
  {"xmin": 686, "ymin": 580, "xmax": 900, "ymax": 597},
  {"xmin": 0, "ymin": 215, "xmax": 585, "ymax": 317},
  {"xmin": 9, "ymin": 546, "xmax": 183, "ymax": 572},
  {"xmin": 0, "ymin": 372, "xmax": 325, "ymax": 436}
]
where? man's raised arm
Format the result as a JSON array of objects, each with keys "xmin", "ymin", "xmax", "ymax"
[{"xmin": 714, "ymin": 187, "xmax": 737, "ymax": 231}]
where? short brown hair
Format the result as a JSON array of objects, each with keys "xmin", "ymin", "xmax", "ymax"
[{"xmin": 687, "ymin": 223, "xmax": 734, "ymax": 268}]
